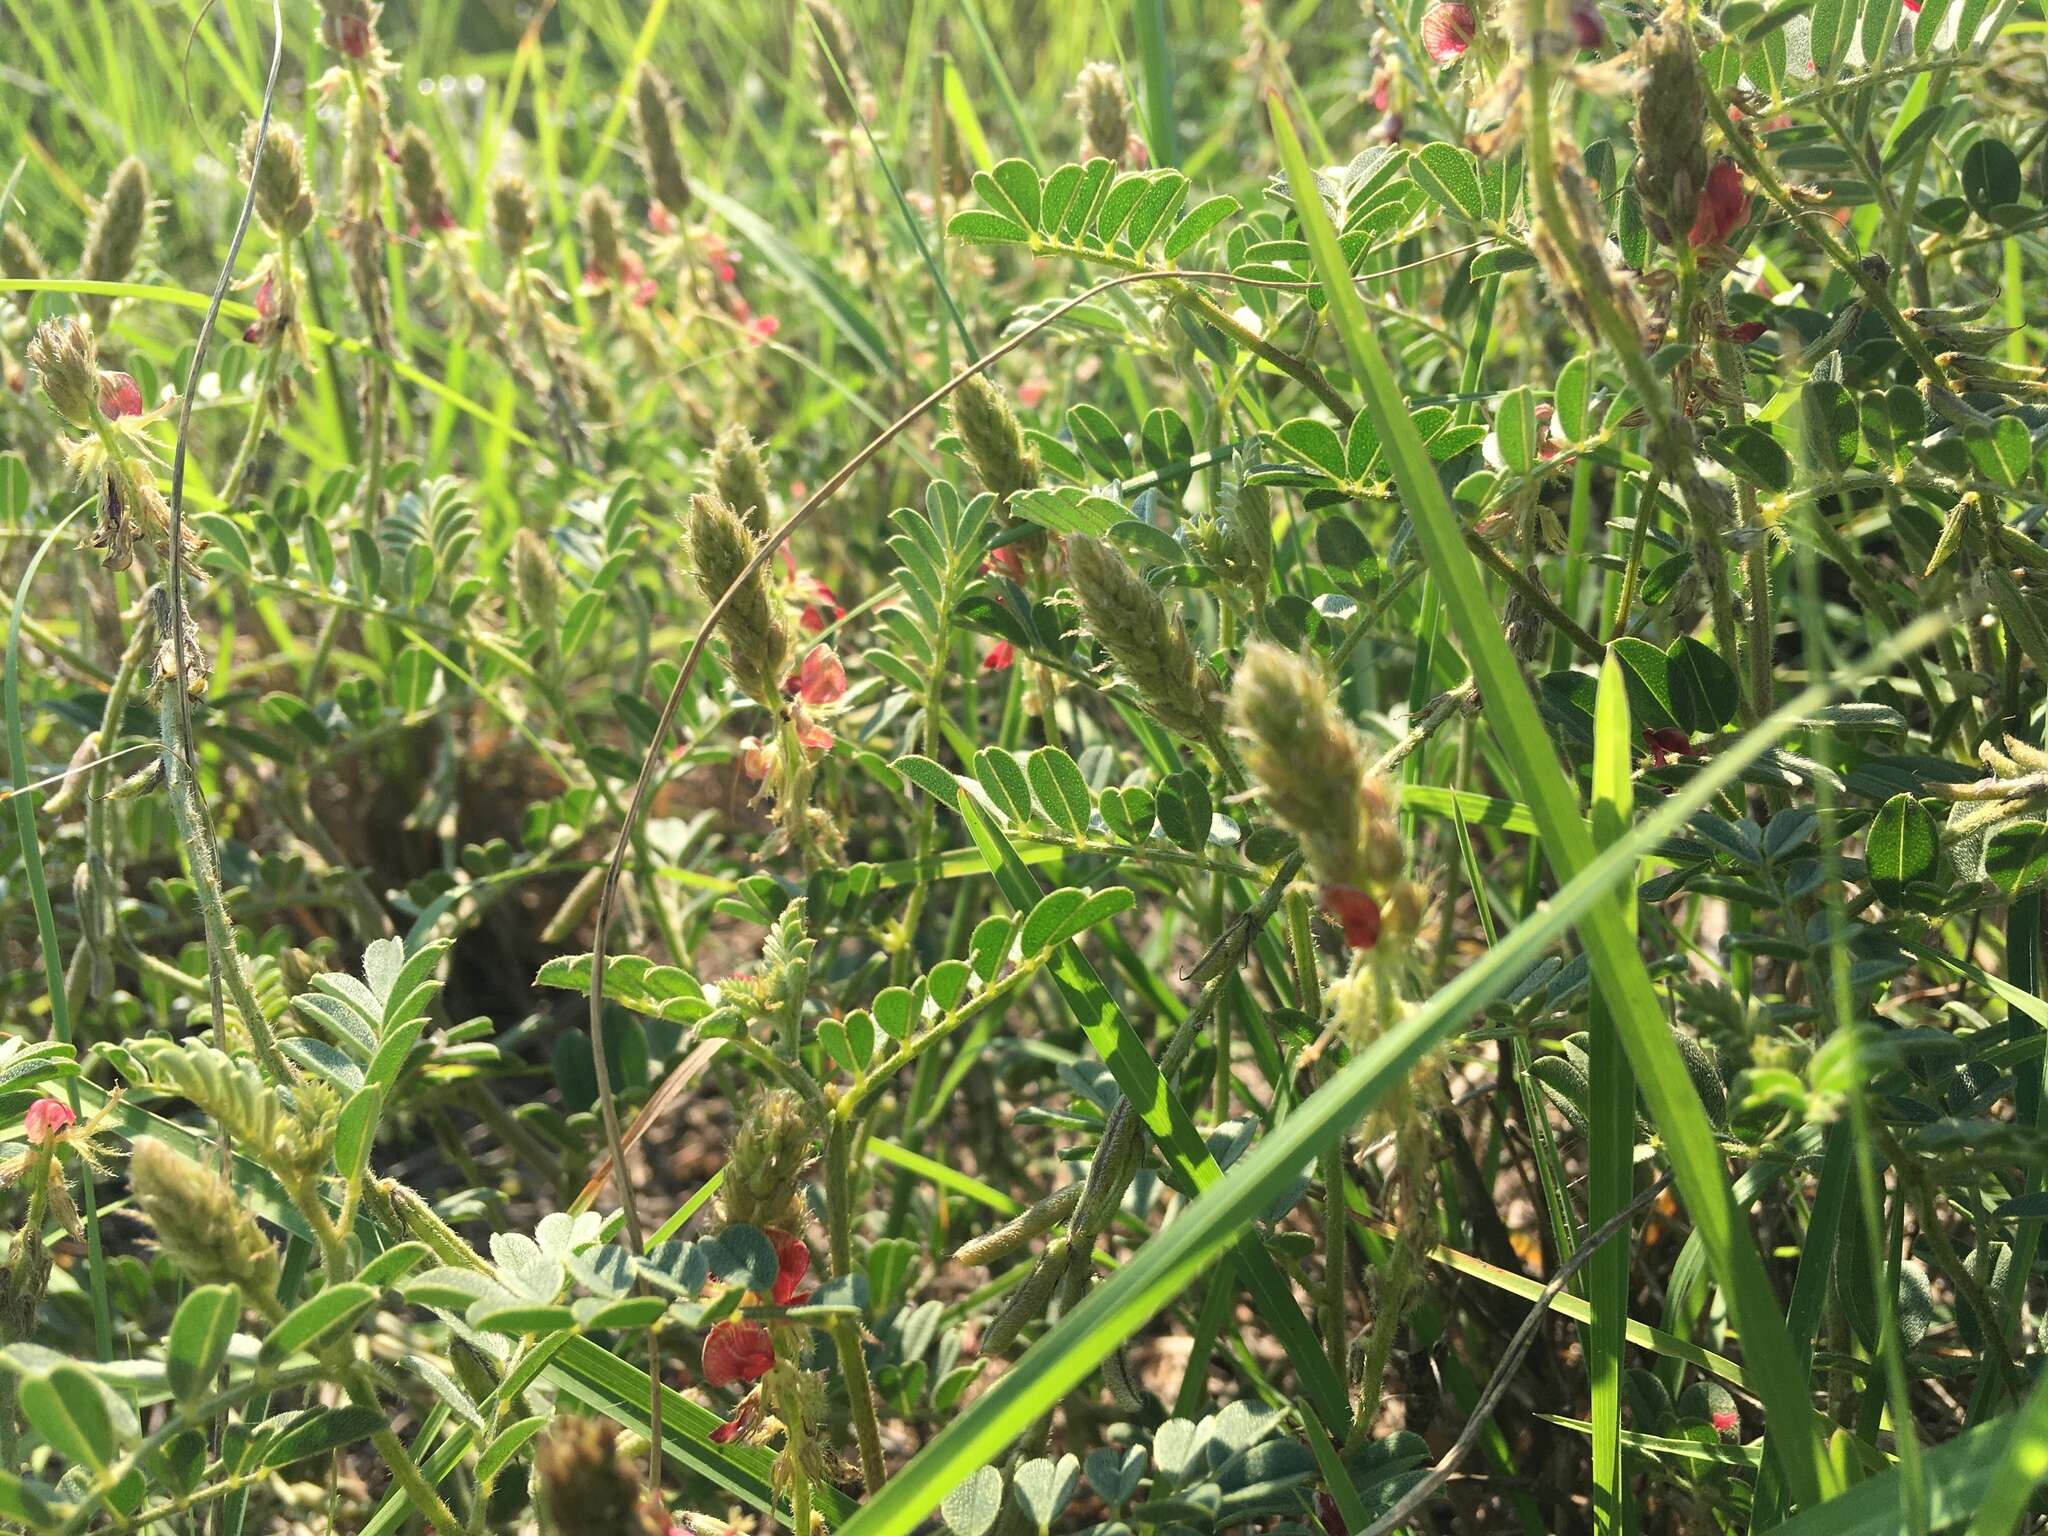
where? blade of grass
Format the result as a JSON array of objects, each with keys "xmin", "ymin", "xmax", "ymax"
[
  {"xmin": 1266, "ymin": 90, "xmax": 1835, "ymax": 1511},
  {"xmin": 1132, "ymin": 0, "xmax": 1177, "ymax": 166},
  {"xmin": 1589, "ymin": 652, "xmax": 1635, "ymax": 1536},
  {"xmin": 836, "ymin": 601, "xmax": 1948, "ymax": 1536}
]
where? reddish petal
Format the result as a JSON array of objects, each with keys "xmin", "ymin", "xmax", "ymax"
[
  {"xmin": 770, "ymin": 1231, "xmax": 811, "ymax": 1305},
  {"xmin": 24, "ymin": 1098, "xmax": 75, "ymax": 1146},
  {"xmin": 701, "ymin": 1321, "xmax": 775, "ymax": 1387},
  {"xmin": 98, "ymin": 372, "xmax": 143, "ymax": 419},
  {"xmin": 1420, "ymin": 1, "xmax": 1477, "ymax": 61},
  {"xmin": 792, "ymin": 644, "xmax": 847, "ymax": 706},
  {"xmin": 1320, "ymin": 885, "xmax": 1382, "ymax": 950},
  {"xmin": 1688, "ymin": 161, "xmax": 1750, "ymax": 249},
  {"xmin": 982, "ymin": 640, "xmax": 1016, "ymax": 672}
]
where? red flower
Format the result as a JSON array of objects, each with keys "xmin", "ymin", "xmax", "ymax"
[
  {"xmin": 1688, "ymin": 161, "xmax": 1750, "ymax": 249},
  {"xmin": 787, "ymin": 644, "xmax": 847, "ymax": 707},
  {"xmin": 242, "ymin": 276, "xmax": 276, "ymax": 344},
  {"xmin": 24, "ymin": 1099, "xmax": 74, "ymax": 1146},
  {"xmin": 982, "ymin": 640, "xmax": 1016, "ymax": 671},
  {"xmin": 1015, "ymin": 375, "xmax": 1049, "ymax": 410},
  {"xmin": 738, "ymin": 736, "xmax": 772, "ymax": 781},
  {"xmin": 794, "ymin": 715, "xmax": 835, "ymax": 754},
  {"xmin": 746, "ymin": 314, "xmax": 781, "ymax": 344},
  {"xmin": 710, "ymin": 1388, "xmax": 762, "ymax": 1443},
  {"xmin": 1569, "ymin": 1, "xmax": 1605, "ymax": 48},
  {"xmin": 649, "ymin": 202, "xmax": 676, "ymax": 236},
  {"xmin": 769, "ymin": 1231, "xmax": 811, "ymax": 1306},
  {"xmin": 1642, "ymin": 726, "xmax": 1695, "ymax": 768},
  {"xmin": 701, "ymin": 1320, "xmax": 775, "ymax": 1388},
  {"xmin": 328, "ymin": 13, "xmax": 372, "ymax": 58},
  {"xmin": 797, "ymin": 576, "xmax": 844, "ymax": 634},
  {"xmin": 1420, "ymin": 1, "xmax": 1477, "ymax": 62},
  {"xmin": 1321, "ymin": 885, "xmax": 1382, "ymax": 950},
  {"xmin": 1711, "ymin": 1407, "xmax": 1740, "ymax": 1433},
  {"xmin": 1902, "ymin": 0, "xmax": 1920, "ymax": 11},
  {"xmin": 97, "ymin": 372, "xmax": 143, "ymax": 419},
  {"xmin": 1718, "ymin": 319, "xmax": 1770, "ymax": 343}
]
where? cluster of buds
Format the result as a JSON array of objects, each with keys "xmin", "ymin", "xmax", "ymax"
[
  {"xmin": 1230, "ymin": 644, "xmax": 1426, "ymax": 961},
  {"xmin": 634, "ymin": 67, "xmax": 694, "ymax": 222},
  {"xmin": 235, "ymin": 120, "xmax": 316, "ymax": 407},
  {"xmin": 1632, "ymin": 9, "xmax": 1749, "ymax": 253},
  {"xmin": 1185, "ymin": 451, "xmax": 1272, "ymax": 614},
  {"xmin": 1068, "ymin": 535, "xmax": 1225, "ymax": 742},
  {"xmin": 80, "ymin": 157, "xmax": 153, "ymax": 331},
  {"xmin": 393, "ymin": 125, "xmax": 457, "ymax": 238},
  {"xmin": 711, "ymin": 423, "xmax": 774, "ymax": 536},
  {"xmin": 950, "ymin": 374, "xmax": 1041, "ymax": 508},
  {"xmin": 27, "ymin": 314, "xmax": 197, "ymax": 579},
  {"xmin": 1072, "ymin": 61, "xmax": 1143, "ymax": 167},
  {"xmin": 129, "ymin": 1137, "xmax": 281, "ymax": 1314},
  {"xmin": 535, "ymin": 1417, "xmax": 668, "ymax": 1536},
  {"xmin": 580, "ymin": 185, "xmax": 658, "ymax": 312},
  {"xmin": 805, "ymin": 0, "xmax": 872, "ymax": 131},
  {"xmin": 510, "ymin": 527, "xmax": 563, "ymax": 642},
  {"xmin": 714, "ymin": 1087, "xmax": 817, "ymax": 1235},
  {"xmin": 489, "ymin": 173, "xmax": 537, "ymax": 261}
]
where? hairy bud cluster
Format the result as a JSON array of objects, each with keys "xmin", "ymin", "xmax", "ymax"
[
  {"xmin": 395, "ymin": 125, "xmax": 456, "ymax": 236},
  {"xmin": 1074, "ymin": 61, "xmax": 1132, "ymax": 165},
  {"xmin": 712, "ymin": 424, "xmax": 774, "ymax": 536},
  {"xmin": 716, "ymin": 1088, "xmax": 816, "ymax": 1235},
  {"xmin": 240, "ymin": 120, "xmax": 315, "ymax": 240},
  {"xmin": 82, "ymin": 157, "xmax": 152, "ymax": 329},
  {"xmin": 634, "ymin": 68, "xmax": 693, "ymax": 215},
  {"xmin": 1633, "ymin": 9, "xmax": 1710, "ymax": 249},
  {"xmin": 536, "ymin": 1417, "xmax": 666, "ymax": 1536},
  {"xmin": 490, "ymin": 174, "xmax": 536, "ymax": 260},
  {"xmin": 1231, "ymin": 644, "xmax": 1425, "ymax": 951},
  {"xmin": 27, "ymin": 315, "xmax": 101, "ymax": 428},
  {"xmin": 130, "ymin": 1138, "xmax": 280, "ymax": 1311},
  {"xmin": 511, "ymin": 528, "xmax": 562, "ymax": 637},
  {"xmin": 1068, "ymin": 536, "xmax": 1223, "ymax": 740},
  {"xmin": 581, "ymin": 185, "xmax": 625, "ymax": 283},
  {"xmin": 687, "ymin": 492, "xmax": 790, "ymax": 708},
  {"xmin": 2, "ymin": 224, "xmax": 47, "ymax": 315},
  {"xmin": 950, "ymin": 374, "xmax": 1040, "ymax": 504}
]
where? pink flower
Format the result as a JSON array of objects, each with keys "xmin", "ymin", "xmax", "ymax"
[
  {"xmin": 24, "ymin": 1099, "xmax": 74, "ymax": 1146},
  {"xmin": 1719, "ymin": 319, "xmax": 1770, "ymax": 343},
  {"xmin": 701, "ymin": 1320, "xmax": 775, "ymax": 1388},
  {"xmin": 242, "ymin": 276, "xmax": 276, "ymax": 344},
  {"xmin": 1321, "ymin": 885, "xmax": 1382, "ymax": 950},
  {"xmin": 1420, "ymin": 1, "xmax": 1477, "ymax": 62},
  {"xmin": 787, "ymin": 645, "xmax": 846, "ymax": 707},
  {"xmin": 739, "ymin": 736, "xmax": 772, "ymax": 781},
  {"xmin": 1711, "ymin": 1407, "xmax": 1740, "ymax": 1433},
  {"xmin": 1015, "ymin": 375, "xmax": 1049, "ymax": 410},
  {"xmin": 794, "ymin": 715, "xmax": 835, "ymax": 754},
  {"xmin": 709, "ymin": 1389, "xmax": 761, "ymax": 1443},
  {"xmin": 797, "ymin": 576, "xmax": 844, "ymax": 634},
  {"xmin": 982, "ymin": 640, "xmax": 1015, "ymax": 671},
  {"xmin": 1688, "ymin": 161, "xmax": 1750, "ymax": 249},
  {"xmin": 97, "ymin": 373, "xmax": 143, "ymax": 419},
  {"xmin": 746, "ymin": 314, "xmax": 781, "ymax": 344},
  {"xmin": 649, "ymin": 202, "xmax": 676, "ymax": 236}
]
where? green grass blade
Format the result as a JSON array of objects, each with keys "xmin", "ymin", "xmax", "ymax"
[
  {"xmin": 1767, "ymin": 1408, "xmax": 2022, "ymax": 1535},
  {"xmin": 1589, "ymin": 653, "xmax": 1635, "ymax": 1536},
  {"xmin": 1265, "ymin": 92, "xmax": 1835, "ymax": 1511},
  {"xmin": 1961, "ymin": 1368, "xmax": 2048, "ymax": 1536},
  {"xmin": 1133, "ymin": 0, "xmax": 1177, "ymax": 166}
]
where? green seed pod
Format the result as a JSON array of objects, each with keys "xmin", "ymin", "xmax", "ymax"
[
  {"xmin": 81, "ymin": 157, "xmax": 151, "ymax": 328},
  {"xmin": 1632, "ymin": 10, "xmax": 1710, "ymax": 248},
  {"xmin": 953, "ymin": 1183, "xmax": 1085, "ymax": 1267},
  {"xmin": 27, "ymin": 315, "xmax": 101, "ymax": 429},
  {"xmin": 580, "ymin": 184, "xmax": 623, "ymax": 282},
  {"xmin": 129, "ymin": 1138, "xmax": 280, "ymax": 1313},
  {"xmin": 1068, "ymin": 536, "xmax": 1222, "ymax": 740},
  {"xmin": 710, "ymin": 423, "xmax": 773, "ymax": 536},
  {"xmin": 394, "ymin": 124, "xmax": 456, "ymax": 236},
  {"xmin": 382, "ymin": 1179, "xmax": 489, "ymax": 1272},
  {"xmin": 489, "ymin": 173, "xmax": 536, "ymax": 260},
  {"xmin": 2, "ymin": 223, "xmax": 48, "ymax": 315},
  {"xmin": 239, "ymin": 119, "xmax": 315, "ymax": 240},
  {"xmin": 686, "ymin": 491, "xmax": 789, "ymax": 708},
  {"xmin": 950, "ymin": 373, "xmax": 1040, "ymax": 505},
  {"xmin": 1073, "ymin": 61, "xmax": 1131, "ymax": 166},
  {"xmin": 715, "ymin": 1087, "xmax": 816, "ymax": 1234},
  {"xmin": 633, "ymin": 68, "xmax": 692, "ymax": 216}
]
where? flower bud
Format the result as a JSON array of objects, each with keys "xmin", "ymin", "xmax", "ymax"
[
  {"xmin": 27, "ymin": 315, "xmax": 100, "ymax": 428},
  {"xmin": 80, "ymin": 157, "xmax": 152, "ymax": 329},
  {"xmin": 686, "ymin": 492, "xmax": 789, "ymax": 707},
  {"xmin": 634, "ymin": 68, "xmax": 693, "ymax": 216},
  {"xmin": 581, "ymin": 184, "xmax": 624, "ymax": 282},
  {"xmin": 318, "ymin": 0, "xmax": 378, "ymax": 60},
  {"xmin": 394, "ymin": 124, "xmax": 456, "ymax": 235},
  {"xmin": 240, "ymin": 120, "xmax": 315, "ymax": 240},
  {"xmin": 806, "ymin": 0, "xmax": 867, "ymax": 128},
  {"xmin": 129, "ymin": 1138, "xmax": 280, "ymax": 1311},
  {"xmin": 715, "ymin": 1088, "xmax": 815, "ymax": 1235},
  {"xmin": 1073, "ymin": 61, "xmax": 1131, "ymax": 165},
  {"xmin": 1068, "ymin": 536, "xmax": 1223, "ymax": 740},
  {"xmin": 950, "ymin": 373, "xmax": 1041, "ymax": 504},
  {"xmin": 511, "ymin": 527, "xmax": 562, "ymax": 636},
  {"xmin": 1, "ymin": 1227, "xmax": 51, "ymax": 1344},
  {"xmin": 1633, "ymin": 10, "xmax": 1710, "ymax": 248},
  {"xmin": 2, "ymin": 224, "xmax": 47, "ymax": 315},
  {"xmin": 535, "ymin": 1417, "xmax": 665, "ymax": 1536},
  {"xmin": 490, "ymin": 173, "xmax": 535, "ymax": 259},
  {"xmin": 711, "ymin": 424, "xmax": 773, "ymax": 536}
]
